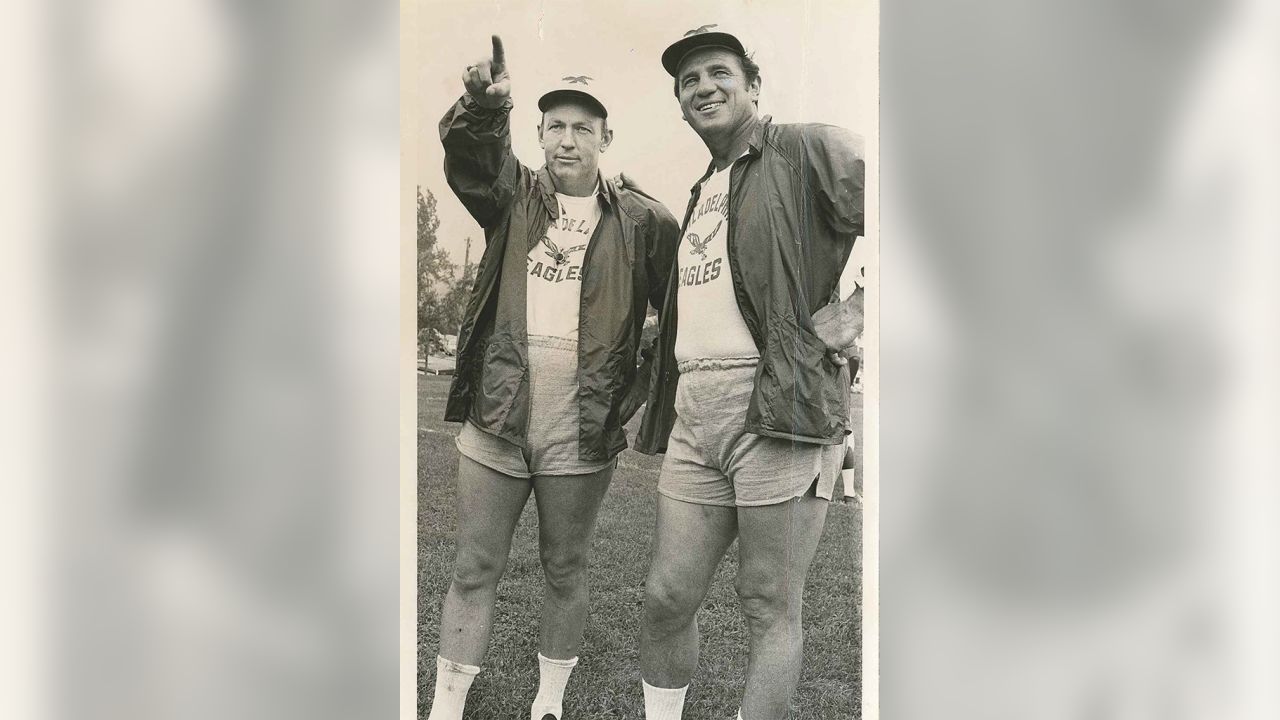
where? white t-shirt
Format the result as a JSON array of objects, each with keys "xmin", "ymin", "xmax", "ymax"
[
  {"xmin": 526, "ymin": 190, "xmax": 602, "ymax": 340},
  {"xmin": 674, "ymin": 163, "xmax": 759, "ymax": 362}
]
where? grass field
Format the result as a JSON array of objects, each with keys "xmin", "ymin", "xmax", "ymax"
[{"xmin": 418, "ymin": 375, "xmax": 863, "ymax": 719}]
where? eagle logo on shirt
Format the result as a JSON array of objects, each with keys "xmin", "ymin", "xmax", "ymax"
[
  {"xmin": 541, "ymin": 236, "xmax": 587, "ymax": 267},
  {"xmin": 562, "ymin": 75, "xmax": 593, "ymax": 85},
  {"xmin": 685, "ymin": 219, "xmax": 722, "ymax": 260}
]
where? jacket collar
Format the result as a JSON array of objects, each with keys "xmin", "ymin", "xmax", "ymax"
[
  {"xmin": 537, "ymin": 167, "xmax": 612, "ymax": 218},
  {"xmin": 748, "ymin": 114, "xmax": 772, "ymax": 156},
  {"xmin": 689, "ymin": 115, "xmax": 773, "ymax": 193}
]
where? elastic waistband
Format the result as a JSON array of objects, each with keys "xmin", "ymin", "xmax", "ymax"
[
  {"xmin": 676, "ymin": 356, "xmax": 759, "ymax": 373},
  {"xmin": 528, "ymin": 335, "xmax": 577, "ymax": 352}
]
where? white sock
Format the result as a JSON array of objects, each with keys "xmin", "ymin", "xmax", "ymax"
[
  {"xmin": 642, "ymin": 680, "xmax": 689, "ymax": 720},
  {"xmin": 737, "ymin": 712, "xmax": 745, "ymax": 720},
  {"xmin": 427, "ymin": 656, "xmax": 480, "ymax": 720},
  {"xmin": 531, "ymin": 653, "xmax": 578, "ymax": 720}
]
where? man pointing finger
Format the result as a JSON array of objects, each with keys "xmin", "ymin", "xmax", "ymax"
[
  {"xmin": 426, "ymin": 33, "xmax": 681, "ymax": 720},
  {"xmin": 461, "ymin": 35, "xmax": 510, "ymax": 105}
]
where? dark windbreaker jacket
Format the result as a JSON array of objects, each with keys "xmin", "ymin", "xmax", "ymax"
[
  {"xmin": 636, "ymin": 116, "xmax": 866, "ymax": 454},
  {"xmin": 439, "ymin": 95, "xmax": 680, "ymax": 461}
]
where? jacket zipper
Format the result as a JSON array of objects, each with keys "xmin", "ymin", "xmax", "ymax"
[
  {"xmin": 726, "ymin": 156, "xmax": 764, "ymax": 351},
  {"xmin": 574, "ymin": 197, "xmax": 610, "ymax": 452}
]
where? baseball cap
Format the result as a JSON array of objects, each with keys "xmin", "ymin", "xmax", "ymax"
[
  {"xmin": 538, "ymin": 74, "xmax": 608, "ymax": 119},
  {"xmin": 661, "ymin": 24, "xmax": 748, "ymax": 77}
]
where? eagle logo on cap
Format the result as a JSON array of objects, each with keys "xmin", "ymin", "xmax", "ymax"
[
  {"xmin": 562, "ymin": 75, "xmax": 593, "ymax": 85},
  {"xmin": 684, "ymin": 24, "xmax": 718, "ymax": 36}
]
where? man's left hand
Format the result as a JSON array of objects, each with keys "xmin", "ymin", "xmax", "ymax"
[{"xmin": 811, "ymin": 288, "xmax": 864, "ymax": 366}]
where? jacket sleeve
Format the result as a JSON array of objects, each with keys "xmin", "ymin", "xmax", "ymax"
[
  {"xmin": 618, "ymin": 199, "xmax": 681, "ymax": 427},
  {"xmin": 439, "ymin": 95, "xmax": 523, "ymax": 229},
  {"xmin": 643, "ymin": 202, "xmax": 682, "ymax": 312},
  {"xmin": 804, "ymin": 126, "xmax": 866, "ymax": 238}
]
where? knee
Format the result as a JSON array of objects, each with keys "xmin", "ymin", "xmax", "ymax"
[
  {"xmin": 450, "ymin": 549, "xmax": 505, "ymax": 597},
  {"xmin": 540, "ymin": 546, "xmax": 588, "ymax": 596},
  {"xmin": 734, "ymin": 576, "xmax": 797, "ymax": 630},
  {"xmin": 644, "ymin": 573, "xmax": 699, "ymax": 630}
]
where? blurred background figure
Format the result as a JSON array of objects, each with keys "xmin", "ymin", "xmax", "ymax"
[
  {"xmin": 17, "ymin": 1, "xmax": 400, "ymax": 719},
  {"xmin": 883, "ymin": 0, "xmax": 1278, "ymax": 717}
]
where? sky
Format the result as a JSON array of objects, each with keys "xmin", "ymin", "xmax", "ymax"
[{"xmin": 409, "ymin": 0, "xmax": 879, "ymax": 285}]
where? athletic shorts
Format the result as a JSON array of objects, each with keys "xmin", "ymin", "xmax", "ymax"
[
  {"xmin": 455, "ymin": 335, "xmax": 616, "ymax": 479},
  {"xmin": 657, "ymin": 358, "xmax": 842, "ymax": 507}
]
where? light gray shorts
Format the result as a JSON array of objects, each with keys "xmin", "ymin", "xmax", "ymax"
[
  {"xmin": 657, "ymin": 358, "xmax": 842, "ymax": 507},
  {"xmin": 455, "ymin": 335, "xmax": 615, "ymax": 479}
]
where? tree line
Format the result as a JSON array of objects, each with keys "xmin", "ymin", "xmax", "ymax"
[{"xmin": 418, "ymin": 186, "xmax": 475, "ymax": 360}]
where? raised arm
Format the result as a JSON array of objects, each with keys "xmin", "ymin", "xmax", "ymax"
[{"xmin": 438, "ymin": 35, "xmax": 524, "ymax": 228}]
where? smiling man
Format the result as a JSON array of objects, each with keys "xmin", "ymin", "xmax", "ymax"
[
  {"xmin": 428, "ymin": 35, "xmax": 679, "ymax": 720},
  {"xmin": 634, "ymin": 26, "xmax": 866, "ymax": 720}
]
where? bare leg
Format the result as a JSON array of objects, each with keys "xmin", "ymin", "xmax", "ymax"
[
  {"xmin": 640, "ymin": 495, "xmax": 739, "ymax": 688},
  {"xmin": 735, "ymin": 493, "xmax": 829, "ymax": 720},
  {"xmin": 437, "ymin": 456, "xmax": 533, "ymax": 665},
  {"xmin": 530, "ymin": 464, "xmax": 615, "ymax": 660}
]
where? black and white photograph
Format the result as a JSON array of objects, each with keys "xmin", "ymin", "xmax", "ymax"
[
  {"xmin": 9, "ymin": 1, "xmax": 1280, "ymax": 720},
  {"xmin": 13, "ymin": 1, "xmax": 1280, "ymax": 720},
  {"xmin": 409, "ymin": 2, "xmax": 878, "ymax": 717}
]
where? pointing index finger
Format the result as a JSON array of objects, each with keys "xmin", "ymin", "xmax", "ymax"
[{"xmin": 491, "ymin": 35, "xmax": 505, "ymax": 70}]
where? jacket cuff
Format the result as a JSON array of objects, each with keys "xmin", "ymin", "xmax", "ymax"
[
  {"xmin": 460, "ymin": 94, "xmax": 513, "ymax": 116},
  {"xmin": 443, "ymin": 94, "xmax": 513, "ymax": 145}
]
